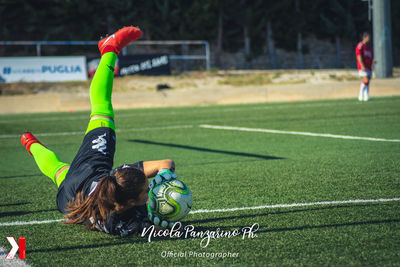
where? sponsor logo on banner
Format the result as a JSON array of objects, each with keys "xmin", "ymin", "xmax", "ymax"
[
  {"xmin": 0, "ymin": 56, "xmax": 87, "ymax": 82},
  {"xmin": 119, "ymin": 54, "xmax": 170, "ymax": 76}
]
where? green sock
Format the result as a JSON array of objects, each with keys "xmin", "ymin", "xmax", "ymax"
[
  {"xmin": 85, "ymin": 116, "xmax": 115, "ymax": 134},
  {"xmin": 55, "ymin": 167, "xmax": 69, "ymax": 187},
  {"xmin": 30, "ymin": 143, "xmax": 69, "ymax": 187},
  {"xmin": 89, "ymin": 52, "xmax": 117, "ymax": 119}
]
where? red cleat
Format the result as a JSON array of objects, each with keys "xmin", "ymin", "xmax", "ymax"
[
  {"xmin": 98, "ymin": 26, "xmax": 143, "ymax": 56},
  {"xmin": 20, "ymin": 132, "xmax": 45, "ymax": 155}
]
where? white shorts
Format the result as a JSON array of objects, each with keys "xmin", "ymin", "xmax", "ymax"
[{"xmin": 358, "ymin": 70, "xmax": 372, "ymax": 78}]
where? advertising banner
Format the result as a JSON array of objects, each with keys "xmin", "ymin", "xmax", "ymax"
[{"xmin": 0, "ymin": 56, "xmax": 87, "ymax": 82}]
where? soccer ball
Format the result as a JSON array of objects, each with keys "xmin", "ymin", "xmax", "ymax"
[{"xmin": 147, "ymin": 179, "xmax": 192, "ymax": 222}]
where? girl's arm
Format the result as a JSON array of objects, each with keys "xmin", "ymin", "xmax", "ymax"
[
  {"xmin": 142, "ymin": 159, "xmax": 175, "ymax": 178},
  {"xmin": 357, "ymin": 54, "xmax": 365, "ymax": 71}
]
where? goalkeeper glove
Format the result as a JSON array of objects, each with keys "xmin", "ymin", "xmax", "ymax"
[
  {"xmin": 149, "ymin": 168, "xmax": 178, "ymax": 189},
  {"xmin": 148, "ymin": 212, "xmax": 176, "ymax": 228}
]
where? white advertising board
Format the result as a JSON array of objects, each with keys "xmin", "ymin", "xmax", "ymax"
[{"xmin": 0, "ymin": 56, "xmax": 87, "ymax": 82}]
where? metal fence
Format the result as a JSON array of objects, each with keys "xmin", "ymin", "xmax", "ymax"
[{"xmin": 0, "ymin": 40, "xmax": 211, "ymax": 70}]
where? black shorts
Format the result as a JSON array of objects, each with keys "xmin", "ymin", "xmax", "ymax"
[{"xmin": 56, "ymin": 127, "xmax": 116, "ymax": 214}]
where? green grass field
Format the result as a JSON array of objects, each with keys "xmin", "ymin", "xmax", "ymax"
[{"xmin": 0, "ymin": 97, "xmax": 399, "ymax": 266}]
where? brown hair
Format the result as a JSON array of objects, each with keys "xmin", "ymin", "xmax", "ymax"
[
  {"xmin": 63, "ymin": 167, "xmax": 146, "ymax": 230},
  {"xmin": 362, "ymin": 32, "xmax": 370, "ymax": 40}
]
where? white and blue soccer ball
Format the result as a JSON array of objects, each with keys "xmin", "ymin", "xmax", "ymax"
[{"xmin": 147, "ymin": 179, "xmax": 192, "ymax": 222}]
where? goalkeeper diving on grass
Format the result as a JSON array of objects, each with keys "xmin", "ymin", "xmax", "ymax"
[{"xmin": 20, "ymin": 26, "xmax": 177, "ymax": 236}]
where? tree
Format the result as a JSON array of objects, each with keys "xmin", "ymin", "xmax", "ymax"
[
  {"xmin": 2, "ymin": 0, "xmax": 398, "ymax": 67},
  {"xmin": 295, "ymin": 0, "xmax": 304, "ymax": 69},
  {"xmin": 319, "ymin": 0, "xmax": 354, "ymax": 68}
]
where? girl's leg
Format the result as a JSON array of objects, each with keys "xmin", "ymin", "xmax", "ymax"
[
  {"xmin": 359, "ymin": 75, "xmax": 368, "ymax": 101},
  {"xmin": 85, "ymin": 26, "xmax": 142, "ymax": 134},
  {"xmin": 85, "ymin": 52, "xmax": 117, "ymax": 134},
  {"xmin": 21, "ymin": 133, "xmax": 69, "ymax": 187},
  {"xmin": 363, "ymin": 76, "xmax": 370, "ymax": 101}
]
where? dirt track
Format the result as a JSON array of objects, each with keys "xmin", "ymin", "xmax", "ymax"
[{"xmin": 1, "ymin": 70, "xmax": 399, "ymax": 114}]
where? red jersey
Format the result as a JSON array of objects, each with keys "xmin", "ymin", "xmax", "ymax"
[{"xmin": 355, "ymin": 42, "xmax": 373, "ymax": 71}]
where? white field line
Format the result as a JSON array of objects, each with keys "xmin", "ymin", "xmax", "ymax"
[
  {"xmin": 190, "ymin": 197, "xmax": 400, "ymax": 214},
  {"xmin": 200, "ymin": 124, "xmax": 400, "ymax": 143},
  {"xmin": 0, "ymin": 219, "xmax": 64, "ymax": 227},
  {"xmin": 0, "ymin": 101, "xmax": 370, "ymax": 124},
  {"xmin": 0, "ymin": 197, "xmax": 399, "ymax": 227},
  {"xmin": 0, "ymin": 247, "xmax": 31, "ymax": 266},
  {"xmin": 0, "ymin": 125, "xmax": 193, "ymax": 139}
]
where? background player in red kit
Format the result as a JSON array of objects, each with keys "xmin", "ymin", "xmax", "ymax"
[{"xmin": 356, "ymin": 32, "xmax": 374, "ymax": 101}]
